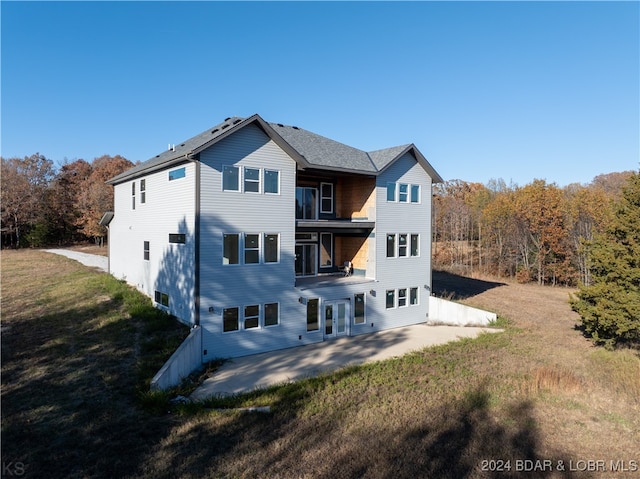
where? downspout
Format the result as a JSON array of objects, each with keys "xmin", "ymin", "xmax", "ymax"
[{"xmin": 192, "ymin": 154, "xmax": 201, "ymax": 328}]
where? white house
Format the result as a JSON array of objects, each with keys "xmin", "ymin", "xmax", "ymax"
[{"xmin": 104, "ymin": 114, "xmax": 443, "ymax": 363}]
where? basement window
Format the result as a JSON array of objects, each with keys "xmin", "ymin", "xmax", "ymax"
[{"xmin": 154, "ymin": 290, "xmax": 169, "ymax": 307}]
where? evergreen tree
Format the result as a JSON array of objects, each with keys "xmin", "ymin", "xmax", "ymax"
[{"xmin": 571, "ymin": 172, "xmax": 640, "ymax": 348}]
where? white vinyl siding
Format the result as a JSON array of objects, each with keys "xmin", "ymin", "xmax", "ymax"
[
  {"xmin": 108, "ymin": 162, "xmax": 197, "ymax": 326},
  {"xmin": 199, "ymin": 123, "xmax": 300, "ymax": 358}
]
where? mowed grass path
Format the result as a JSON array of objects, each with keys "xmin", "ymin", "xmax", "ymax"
[{"xmin": 2, "ymin": 250, "xmax": 639, "ymax": 478}]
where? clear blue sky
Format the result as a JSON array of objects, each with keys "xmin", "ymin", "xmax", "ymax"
[{"xmin": 2, "ymin": 1, "xmax": 638, "ymax": 186}]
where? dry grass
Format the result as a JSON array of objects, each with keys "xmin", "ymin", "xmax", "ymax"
[{"xmin": 2, "ymin": 253, "xmax": 639, "ymax": 478}]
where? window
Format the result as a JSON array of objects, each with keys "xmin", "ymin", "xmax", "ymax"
[
  {"xmin": 411, "ymin": 184, "xmax": 420, "ymax": 203},
  {"xmin": 143, "ymin": 241, "xmax": 150, "ymax": 260},
  {"xmin": 223, "ymin": 234, "xmax": 239, "ymax": 265},
  {"xmin": 398, "ymin": 288, "xmax": 407, "ymax": 307},
  {"xmin": 387, "ymin": 182, "xmax": 396, "ymax": 202},
  {"xmin": 244, "ymin": 167, "xmax": 260, "ymax": 193},
  {"xmin": 244, "ymin": 305, "xmax": 259, "ymax": 329},
  {"xmin": 264, "ymin": 170, "xmax": 279, "ymax": 194},
  {"xmin": 320, "ymin": 183, "xmax": 333, "ymax": 213},
  {"xmin": 140, "ymin": 179, "xmax": 146, "ymax": 204},
  {"xmin": 307, "ymin": 298, "xmax": 319, "ymax": 331},
  {"xmin": 320, "ymin": 233, "xmax": 332, "ymax": 267},
  {"xmin": 354, "ymin": 293, "xmax": 365, "ymax": 325},
  {"xmin": 386, "ymin": 234, "xmax": 396, "ymax": 258},
  {"xmin": 398, "ymin": 234, "xmax": 408, "ymax": 257},
  {"xmin": 169, "ymin": 233, "xmax": 186, "ymax": 244},
  {"xmin": 399, "ymin": 183, "xmax": 409, "ymax": 202},
  {"xmin": 386, "ymin": 290, "xmax": 395, "ymax": 309},
  {"xmin": 264, "ymin": 234, "xmax": 279, "ymax": 263},
  {"xmin": 154, "ymin": 290, "xmax": 169, "ymax": 307},
  {"xmin": 131, "ymin": 182, "xmax": 136, "ymax": 210},
  {"xmin": 411, "ymin": 234, "xmax": 420, "ymax": 256},
  {"xmin": 296, "ymin": 187, "xmax": 317, "ymax": 220},
  {"xmin": 244, "ymin": 234, "xmax": 260, "ymax": 264},
  {"xmin": 223, "ymin": 165, "xmax": 239, "ymax": 191},
  {"xmin": 223, "ymin": 307, "xmax": 239, "ymax": 332},
  {"xmin": 264, "ymin": 302, "xmax": 279, "ymax": 327},
  {"xmin": 410, "ymin": 287, "xmax": 419, "ymax": 305},
  {"xmin": 169, "ymin": 167, "xmax": 186, "ymax": 181}
]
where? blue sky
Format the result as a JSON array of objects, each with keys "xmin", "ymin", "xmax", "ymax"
[{"xmin": 2, "ymin": 1, "xmax": 638, "ymax": 186}]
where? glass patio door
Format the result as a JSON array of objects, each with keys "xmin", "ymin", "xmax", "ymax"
[
  {"xmin": 295, "ymin": 244, "xmax": 317, "ymax": 277},
  {"xmin": 324, "ymin": 300, "xmax": 349, "ymax": 338}
]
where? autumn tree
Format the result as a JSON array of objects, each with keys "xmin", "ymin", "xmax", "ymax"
[
  {"xmin": 564, "ymin": 184, "xmax": 612, "ymax": 286},
  {"xmin": 513, "ymin": 180, "xmax": 569, "ymax": 285},
  {"xmin": 571, "ymin": 172, "xmax": 640, "ymax": 348},
  {"xmin": 47, "ymin": 159, "xmax": 93, "ymax": 244},
  {"xmin": 1, "ymin": 154, "xmax": 55, "ymax": 247},
  {"xmin": 75, "ymin": 155, "xmax": 133, "ymax": 245}
]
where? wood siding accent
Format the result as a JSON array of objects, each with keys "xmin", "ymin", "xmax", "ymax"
[{"xmin": 336, "ymin": 176, "xmax": 375, "ymax": 219}]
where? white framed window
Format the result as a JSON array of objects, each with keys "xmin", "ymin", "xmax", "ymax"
[
  {"xmin": 154, "ymin": 290, "xmax": 169, "ymax": 307},
  {"xmin": 307, "ymin": 298, "xmax": 319, "ymax": 332},
  {"xmin": 169, "ymin": 233, "xmax": 186, "ymax": 244},
  {"xmin": 244, "ymin": 167, "xmax": 260, "ymax": 193},
  {"xmin": 264, "ymin": 234, "xmax": 279, "ymax": 263},
  {"xmin": 398, "ymin": 288, "xmax": 407, "ymax": 307},
  {"xmin": 223, "ymin": 165, "xmax": 240, "ymax": 191},
  {"xmin": 244, "ymin": 304, "xmax": 260, "ymax": 329},
  {"xmin": 140, "ymin": 179, "xmax": 146, "ymax": 204},
  {"xmin": 410, "ymin": 287, "xmax": 419, "ymax": 305},
  {"xmin": 354, "ymin": 293, "xmax": 365, "ymax": 325},
  {"xmin": 223, "ymin": 234, "xmax": 239, "ymax": 265},
  {"xmin": 320, "ymin": 233, "xmax": 332, "ymax": 268},
  {"xmin": 386, "ymin": 182, "xmax": 396, "ymax": 202},
  {"xmin": 411, "ymin": 234, "xmax": 420, "ymax": 257},
  {"xmin": 410, "ymin": 184, "xmax": 420, "ymax": 203},
  {"xmin": 386, "ymin": 290, "xmax": 395, "ymax": 309},
  {"xmin": 169, "ymin": 167, "xmax": 186, "ymax": 181},
  {"xmin": 131, "ymin": 182, "xmax": 136, "ymax": 210},
  {"xmin": 244, "ymin": 234, "xmax": 260, "ymax": 264},
  {"xmin": 223, "ymin": 307, "xmax": 239, "ymax": 332},
  {"xmin": 386, "ymin": 234, "xmax": 396, "ymax": 258},
  {"xmin": 264, "ymin": 169, "xmax": 279, "ymax": 194},
  {"xmin": 398, "ymin": 234, "xmax": 408, "ymax": 257},
  {"xmin": 320, "ymin": 182, "xmax": 333, "ymax": 214},
  {"xmin": 264, "ymin": 302, "xmax": 279, "ymax": 327},
  {"xmin": 399, "ymin": 183, "xmax": 409, "ymax": 202},
  {"xmin": 143, "ymin": 241, "xmax": 150, "ymax": 261}
]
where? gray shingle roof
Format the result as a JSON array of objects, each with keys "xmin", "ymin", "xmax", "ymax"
[{"xmin": 107, "ymin": 114, "xmax": 442, "ymax": 184}]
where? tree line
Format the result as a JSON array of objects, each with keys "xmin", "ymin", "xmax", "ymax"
[
  {"xmin": 432, "ymin": 171, "xmax": 636, "ymax": 287},
  {"xmin": 1, "ymin": 153, "xmax": 133, "ymax": 248}
]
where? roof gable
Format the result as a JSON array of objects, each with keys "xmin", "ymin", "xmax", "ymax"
[{"xmin": 107, "ymin": 114, "xmax": 442, "ymax": 184}]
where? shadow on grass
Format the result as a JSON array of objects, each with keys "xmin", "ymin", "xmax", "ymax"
[
  {"xmin": 433, "ymin": 270, "xmax": 507, "ymax": 300},
  {"xmin": 147, "ymin": 374, "xmax": 583, "ymax": 478},
  {"xmin": 1, "ymin": 272, "xmax": 189, "ymax": 478}
]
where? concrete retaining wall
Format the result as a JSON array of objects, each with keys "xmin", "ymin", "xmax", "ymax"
[
  {"xmin": 151, "ymin": 326, "xmax": 202, "ymax": 390},
  {"xmin": 428, "ymin": 296, "xmax": 496, "ymax": 326}
]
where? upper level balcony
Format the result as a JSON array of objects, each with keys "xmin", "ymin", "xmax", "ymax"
[{"xmin": 294, "ymin": 173, "xmax": 376, "ymax": 283}]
